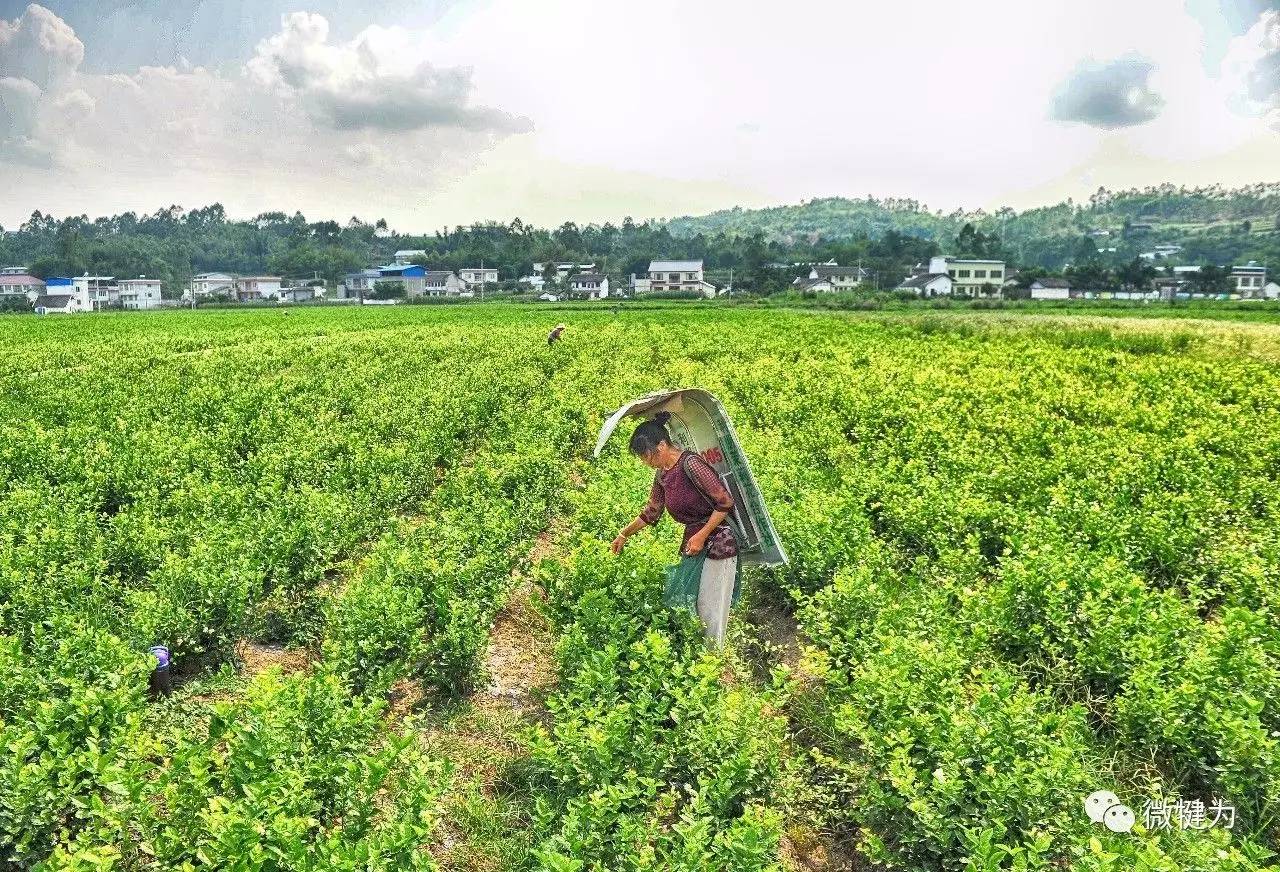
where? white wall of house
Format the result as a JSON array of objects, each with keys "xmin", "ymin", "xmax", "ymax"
[
  {"xmin": 459, "ymin": 268, "xmax": 498, "ymax": 286},
  {"xmin": 191, "ymin": 273, "xmax": 235, "ymax": 297},
  {"xmin": 235, "ymin": 277, "xmax": 283, "ymax": 300},
  {"xmin": 119, "ymin": 279, "xmax": 163, "ymax": 309}
]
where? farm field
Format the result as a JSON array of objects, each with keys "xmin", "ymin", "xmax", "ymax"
[{"xmin": 1, "ymin": 304, "xmax": 1279, "ymax": 871}]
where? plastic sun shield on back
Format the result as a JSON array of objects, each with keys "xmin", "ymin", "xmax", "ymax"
[{"xmin": 593, "ymin": 388, "xmax": 787, "ymax": 567}]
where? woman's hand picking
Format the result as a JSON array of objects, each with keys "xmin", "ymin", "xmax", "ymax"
[
  {"xmin": 684, "ymin": 532, "xmax": 707, "ymax": 556},
  {"xmin": 610, "ymin": 533, "xmax": 628, "ymax": 555}
]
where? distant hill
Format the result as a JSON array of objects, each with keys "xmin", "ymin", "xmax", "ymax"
[{"xmin": 665, "ymin": 184, "xmax": 1280, "ymax": 270}]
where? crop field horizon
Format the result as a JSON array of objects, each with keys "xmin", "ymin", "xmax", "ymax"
[{"xmin": 1, "ymin": 304, "xmax": 1277, "ymax": 871}]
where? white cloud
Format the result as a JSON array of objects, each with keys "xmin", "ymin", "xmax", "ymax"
[
  {"xmin": 1223, "ymin": 9, "xmax": 1280, "ymax": 126},
  {"xmin": 2, "ymin": 0, "xmax": 1280, "ymax": 229},
  {"xmin": 0, "ymin": 5, "xmax": 532, "ymax": 226},
  {"xmin": 0, "ymin": 3, "xmax": 87, "ymax": 164},
  {"xmin": 1050, "ymin": 56, "xmax": 1164, "ymax": 128},
  {"xmin": 247, "ymin": 11, "xmax": 531, "ymax": 133}
]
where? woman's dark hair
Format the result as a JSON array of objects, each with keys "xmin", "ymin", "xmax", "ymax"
[{"xmin": 629, "ymin": 411, "xmax": 672, "ymax": 455}]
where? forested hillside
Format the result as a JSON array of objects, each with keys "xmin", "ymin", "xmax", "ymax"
[
  {"xmin": 667, "ymin": 183, "xmax": 1280, "ymax": 271},
  {"xmin": 2, "ymin": 183, "xmax": 1277, "ymax": 299}
]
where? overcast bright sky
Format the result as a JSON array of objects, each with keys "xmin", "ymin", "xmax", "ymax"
[{"xmin": 2, "ymin": 0, "xmax": 1279, "ymax": 230}]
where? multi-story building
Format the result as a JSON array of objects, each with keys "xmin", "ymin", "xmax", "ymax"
[
  {"xmin": 568, "ymin": 273, "xmax": 610, "ymax": 299},
  {"xmin": 341, "ymin": 269, "xmax": 382, "ymax": 299},
  {"xmin": 647, "ymin": 260, "xmax": 716, "ymax": 297},
  {"xmin": 931, "ymin": 256, "xmax": 1006, "ymax": 297},
  {"xmin": 234, "ymin": 276, "xmax": 283, "ymax": 302},
  {"xmin": 119, "ymin": 278, "xmax": 163, "ymax": 309},
  {"xmin": 424, "ymin": 270, "xmax": 464, "ymax": 296},
  {"xmin": 38, "ymin": 277, "xmax": 83, "ymax": 312},
  {"xmin": 521, "ymin": 262, "xmax": 597, "ymax": 290},
  {"xmin": 0, "ymin": 268, "xmax": 44, "ymax": 303},
  {"xmin": 374, "ymin": 264, "xmax": 428, "ymax": 297},
  {"xmin": 1231, "ymin": 262, "xmax": 1267, "ymax": 295},
  {"xmin": 190, "ymin": 272, "xmax": 235, "ymax": 298},
  {"xmin": 73, "ymin": 275, "xmax": 119, "ymax": 309},
  {"xmin": 459, "ymin": 267, "xmax": 498, "ymax": 289}
]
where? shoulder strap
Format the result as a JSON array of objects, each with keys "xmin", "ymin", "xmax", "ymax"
[
  {"xmin": 681, "ymin": 452, "xmax": 744, "ymax": 543},
  {"xmin": 680, "ymin": 452, "xmax": 716, "ymax": 506}
]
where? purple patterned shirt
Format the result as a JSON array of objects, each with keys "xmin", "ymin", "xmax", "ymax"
[{"xmin": 640, "ymin": 451, "xmax": 738, "ymax": 559}]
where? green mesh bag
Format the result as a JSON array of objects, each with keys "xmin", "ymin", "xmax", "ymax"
[
  {"xmin": 663, "ymin": 553, "xmax": 706, "ymax": 613},
  {"xmin": 662, "ymin": 553, "xmax": 742, "ymax": 613}
]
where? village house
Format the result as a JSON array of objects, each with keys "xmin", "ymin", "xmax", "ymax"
[
  {"xmin": 376, "ymin": 264, "xmax": 428, "ymax": 297},
  {"xmin": 937, "ymin": 256, "xmax": 1006, "ymax": 297},
  {"xmin": 805, "ymin": 264, "xmax": 868, "ymax": 291},
  {"xmin": 647, "ymin": 260, "xmax": 716, "ymax": 297},
  {"xmin": 33, "ymin": 293, "xmax": 78, "ymax": 314},
  {"xmin": 393, "ymin": 249, "xmax": 427, "ymax": 265},
  {"xmin": 424, "ymin": 270, "xmax": 464, "ymax": 296},
  {"xmin": 1231, "ymin": 262, "xmax": 1267, "ymax": 295},
  {"xmin": 279, "ymin": 285, "xmax": 322, "ymax": 303},
  {"xmin": 341, "ymin": 269, "xmax": 381, "ymax": 299},
  {"xmin": 792, "ymin": 276, "xmax": 834, "ymax": 293},
  {"xmin": 234, "ymin": 276, "xmax": 283, "ymax": 302},
  {"xmin": 459, "ymin": 267, "xmax": 498, "ymax": 289},
  {"xmin": 568, "ymin": 272, "xmax": 610, "ymax": 299},
  {"xmin": 1029, "ymin": 277, "xmax": 1072, "ymax": 300},
  {"xmin": 521, "ymin": 262, "xmax": 596, "ymax": 289},
  {"xmin": 0, "ymin": 268, "xmax": 44, "ymax": 303},
  {"xmin": 119, "ymin": 278, "xmax": 163, "ymax": 310},
  {"xmin": 73, "ymin": 276, "xmax": 119, "ymax": 309},
  {"xmin": 190, "ymin": 272, "xmax": 235, "ymax": 298},
  {"xmin": 896, "ymin": 271, "xmax": 953, "ymax": 297}
]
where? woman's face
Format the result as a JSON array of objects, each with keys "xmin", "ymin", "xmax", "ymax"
[{"xmin": 636, "ymin": 444, "xmax": 666, "ymax": 469}]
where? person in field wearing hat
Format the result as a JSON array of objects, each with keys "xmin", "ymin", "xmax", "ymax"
[
  {"xmin": 547, "ymin": 323, "xmax": 567, "ymax": 346},
  {"xmin": 611, "ymin": 411, "xmax": 738, "ymax": 646}
]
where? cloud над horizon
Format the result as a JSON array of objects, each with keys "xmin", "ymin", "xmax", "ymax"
[
  {"xmin": 246, "ymin": 11, "xmax": 531, "ymax": 134},
  {"xmin": 1050, "ymin": 54, "xmax": 1165, "ymax": 128}
]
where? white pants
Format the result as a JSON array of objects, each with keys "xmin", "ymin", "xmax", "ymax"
[{"xmin": 697, "ymin": 556, "xmax": 737, "ymax": 647}]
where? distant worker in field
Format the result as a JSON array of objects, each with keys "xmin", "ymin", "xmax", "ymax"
[
  {"xmin": 547, "ymin": 323, "xmax": 567, "ymax": 346},
  {"xmin": 611, "ymin": 411, "xmax": 738, "ymax": 646}
]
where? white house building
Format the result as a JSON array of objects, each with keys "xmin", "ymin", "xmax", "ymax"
[
  {"xmin": 393, "ymin": 249, "xmax": 427, "ymax": 265},
  {"xmin": 1029, "ymin": 277, "xmax": 1072, "ymax": 300},
  {"xmin": 34, "ymin": 293, "xmax": 78, "ymax": 314},
  {"xmin": 190, "ymin": 272, "xmax": 235, "ymax": 298},
  {"xmin": 793, "ymin": 276, "xmax": 834, "ymax": 293},
  {"xmin": 73, "ymin": 276, "xmax": 119, "ymax": 310},
  {"xmin": 934, "ymin": 256, "xmax": 1005, "ymax": 297},
  {"xmin": 459, "ymin": 267, "xmax": 498, "ymax": 289},
  {"xmin": 647, "ymin": 260, "xmax": 716, "ymax": 297},
  {"xmin": 119, "ymin": 278, "xmax": 163, "ymax": 309},
  {"xmin": 1231, "ymin": 262, "xmax": 1267, "ymax": 295},
  {"xmin": 522, "ymin": 262, "xmax": 596, "ymax": 289},
  {"xmin": 568, "ymin": 273, "xmax": 610, "ymax": 299},
  {"xmin": 341, "ymin": 269, "xmax": 382, "ymax": 299},
  {"xmin": 424, "ymin": 270, "xmax": 464, "ymax": 296},
  {"xmin": 0, "ymin": 270, "xmax": 44, "ymax": 303},
  {"xmin": 279, "ymin": 285, "xmax": 322, "ymax": 303},
  {"xmin": 896, "ymin": 272, "xmax": 953, "ymax": 297},
  {"xmin": 234, "ymin": 276, "xmax": 283, "ymax": 302},
  {"xmin": 806, "ymin": 264, "xmax": 868, "ymax": 291}
]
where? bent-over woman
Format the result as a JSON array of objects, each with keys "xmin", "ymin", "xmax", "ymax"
[{"xmin": 610, "ymin": 412, "xmax": 738, "ymax": 646}]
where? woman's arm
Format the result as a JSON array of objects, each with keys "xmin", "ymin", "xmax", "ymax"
[
  {"xmin": 684, "ymin": 508, "xmax": 729, "ymax": 555},
  {"xmin": 612, "ymin": 477, "xmax": 664, "ymax": 555}
]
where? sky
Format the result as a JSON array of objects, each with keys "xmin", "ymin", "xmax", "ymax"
[{"xmin": 2, "ymin": 0, "xmax": 1280, "ymax": 230}]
